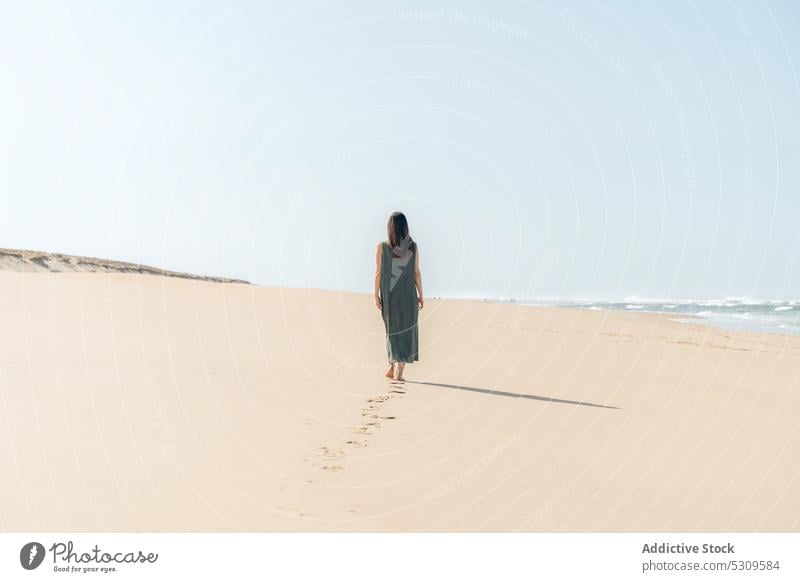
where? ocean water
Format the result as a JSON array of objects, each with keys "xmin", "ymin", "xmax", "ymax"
[{"xmin": 515, "ymin": 298, "xmax": 800, "ymax": 336}]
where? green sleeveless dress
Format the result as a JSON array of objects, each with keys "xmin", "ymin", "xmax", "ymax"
[{"xmin": 380, "ymin": 239, "xmax": 419, "ymax": 363}]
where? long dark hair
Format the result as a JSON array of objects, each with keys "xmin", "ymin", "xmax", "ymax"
[{"xmin": 387, "ymin": 211, "xmax": 416, "ymax": 254}]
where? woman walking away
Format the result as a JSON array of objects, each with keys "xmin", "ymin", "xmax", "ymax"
[{"xmin": 374, "ymin": 211, "xmax": 423, "ymax": 381}]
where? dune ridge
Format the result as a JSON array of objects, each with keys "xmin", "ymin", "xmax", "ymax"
[{"xmin": 0, "ymin": 247, "xmax": 249, "ymax": 284}]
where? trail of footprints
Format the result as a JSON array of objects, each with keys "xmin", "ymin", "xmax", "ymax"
[{"xmin": 310, "ymin": 381, "xmax": 406, "ymax": 473}]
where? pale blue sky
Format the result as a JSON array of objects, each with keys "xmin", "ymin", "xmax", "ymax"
[{"xmin": 2, "ymin": 1, "xmax": 799, "ymax": 299}]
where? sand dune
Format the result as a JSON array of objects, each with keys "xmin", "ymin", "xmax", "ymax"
[
  {"xmin": 0, "ymin": 264, "xmax": 798, "ymax": 532},
  {"xmin": 0, "ymin": 247, "xmax": 248, "ymax": 284}
]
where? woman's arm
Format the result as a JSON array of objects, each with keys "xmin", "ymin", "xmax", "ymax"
[
  {"xmin": 414, "ymin": 245, "xmax": 424, "ymax": 310},
  {"xmin": 374, "ymin": 242, "xmax": 382, "ymax": 310}
]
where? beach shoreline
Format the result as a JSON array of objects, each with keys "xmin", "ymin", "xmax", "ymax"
[{"xmin": 512, "ymin": 300, "xmax": 800, "ymax": 339}]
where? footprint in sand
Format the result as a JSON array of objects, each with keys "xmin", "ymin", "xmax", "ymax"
[
  {"xmin": 319, "ymin": 446, "xmax": 346, "ymax": 459},
  {"xmin": 317, "ymin": 386, "xmax": 407, "ymax": 463},
  {"xmin": 346, "ymin": 439, "xmax": 368, "ymax": 447}
]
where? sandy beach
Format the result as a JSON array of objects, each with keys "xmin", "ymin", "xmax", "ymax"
[{"xmin": 1, "ymin": 264, "xmax": 798, "ymax": 532}]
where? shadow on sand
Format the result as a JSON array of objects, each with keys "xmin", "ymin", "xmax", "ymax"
[{"xmin": 404, "ymin": 381, "xmax": 620, "ymax": 410}]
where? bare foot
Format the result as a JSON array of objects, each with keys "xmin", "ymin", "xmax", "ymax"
[
  {"xmin": 385, "ymin": 364, "xmax": 395, "ymax": 379},
  {"xmin": 394, "ymin": 363, "xmax": 406, "ymax": 382}
]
